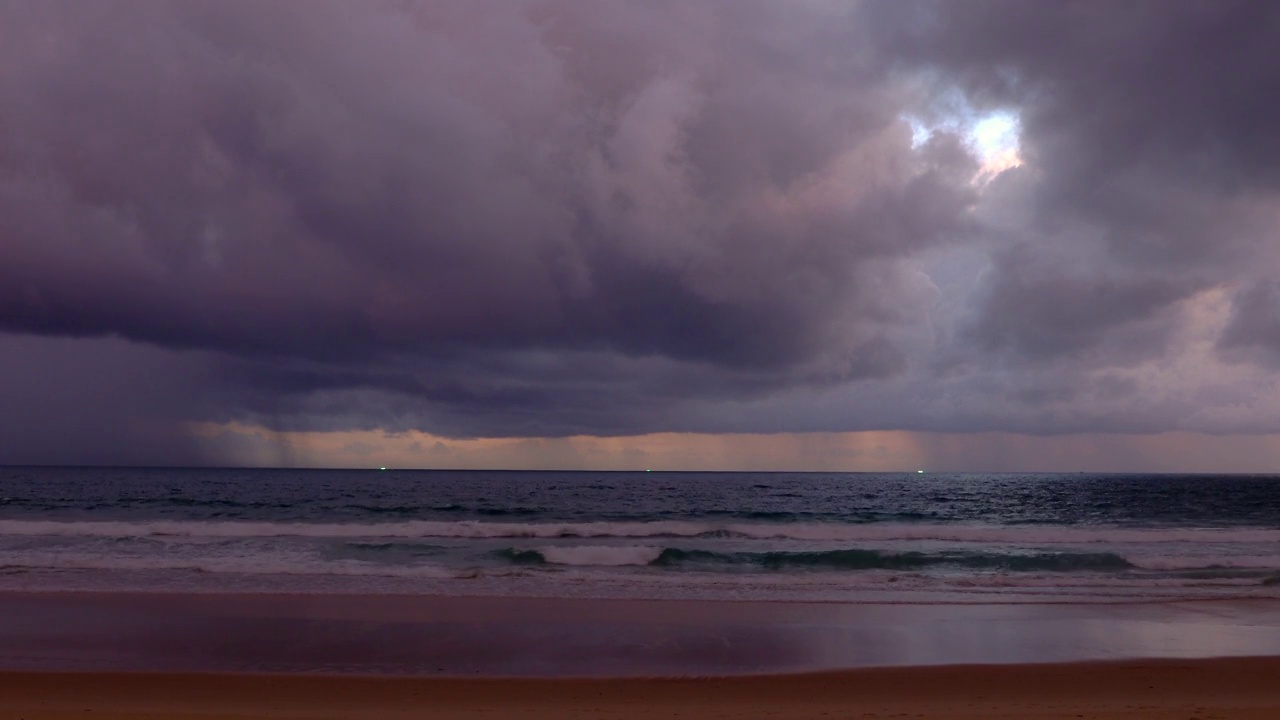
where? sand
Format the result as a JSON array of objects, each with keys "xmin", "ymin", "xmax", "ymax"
[
  {"xmin": 5, "ymin": 592, "xmax": 1280, "ymax": 718},
  {"xmin": 8, "ymin": 591, "xmax": 1280, "ymax": 676},
  {"xmin": 2, "ymin": 658, "xmax": 1279, "ymax": 720}
]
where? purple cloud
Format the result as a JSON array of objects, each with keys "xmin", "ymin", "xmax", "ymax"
[{"xmin": 2, "ymin": 1, "xmax": 1280, "ymax": 463}]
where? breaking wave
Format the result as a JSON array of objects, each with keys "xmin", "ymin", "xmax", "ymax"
[{"xmin": 496, "ymin": 546, "xmax": 1138, "ymax": 572}]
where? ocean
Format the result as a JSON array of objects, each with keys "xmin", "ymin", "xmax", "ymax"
[{"xmin": 1, "ymin": 467, "xmax": 1277, "ymax": 603}]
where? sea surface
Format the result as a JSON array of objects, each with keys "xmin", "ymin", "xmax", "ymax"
[{"xmin": 1, "ymin": 467, "xmax": 1278, "ymax": 603}]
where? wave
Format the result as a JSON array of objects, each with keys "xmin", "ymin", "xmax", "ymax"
[
  {"xmin": 342, "ymin": 541, "xmax": 447, "ymax": 557},
  {"xmin": 665, "ymin": 548, "xmax": 1138, "ymax": 572},
  {"xmin": 1122, "ymin": 556, "xmax": 1280, "ymax": 571},
  {"xmin": 3, "ymin": 518, "xmax": 1279, "ymax": 544},
  {"xmin": 0, "ymin": 519, "xmax": 713, "ymax": 539},
  {"xmin": 498, "ymin": 546, "xmax": 666, "ymax": 567},
  {"xmin": 2, "ymin": 499, "xmax": 550, "ymax": 517},
  {"xmin": 496, "ymin": 545, "xmax": 1139, "ymax": 572},
  {"xmin": 0, "ymin": 554, "xmax": 458, "ymax": 579}
]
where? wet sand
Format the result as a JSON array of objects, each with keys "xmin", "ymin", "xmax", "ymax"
[
  {"xmin": 4, "ymin": 591, "xmax": 1280, "ymax": 675},
  {"xmin": 3, "ymin": 658, "xmax": 1280, "ymax": 719},
  {"xmin": 3, "ymin": 591, "xmax": 1280, "ymax": 718}
]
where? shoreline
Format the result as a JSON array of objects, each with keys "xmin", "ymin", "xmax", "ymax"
[
  {"xmin": 4, "ymin": 657, "xmax": 1280, "ymax": 719},
  {"xmin": 4, "ymin": 652, "xmax": 1278, "ymax": 681},
  {"xmin": 6, "ymin": 590, "xmax": 1280, "ymax": 716},
  {"xmin": 3, "ymin": 590, "xmax": 1280, "ymax": 677},
  {"xmin": 11, "ymin": 584, "xmax": 1280, "ymax": 604}
]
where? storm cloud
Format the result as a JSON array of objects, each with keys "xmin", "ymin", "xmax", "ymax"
[
  {"xmin": 863, "ymin": 0, "xmax": 1280, "ymax": 359},
  {"xmin": 1, "ymin": 0, "xmax": 1279, "ymax": 465}
]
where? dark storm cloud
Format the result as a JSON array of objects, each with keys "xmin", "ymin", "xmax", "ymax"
[
  {"xmin": 970, "ymin": 245, "xmax": 1186, "ymax": 363},
  {"xmin": 863, "ymin": 0, "xmax": 1280, "ymax": 362},
  {"xmin": 0, "ymin": 0, "xmax": 978, "ymax": 443},
  {"xmin": 2, "ymin": 0, "xmax": 1280, "ymax": 457},
  {"xmin": 1219, "ymin": 280, "xmax": 1280, "ymax": 365},
  {"xmin": 0, "ymin": 334, "xmax": 214, "ymax": 465},
  {"xmin": 864, "ymin": 0, "xmax": 1280, "ymax": 188},
  {"xmin": 0, "ymin": 0, "xmax": 959, "ymax": 374}
]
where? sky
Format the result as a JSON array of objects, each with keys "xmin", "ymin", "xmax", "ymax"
[{"xmin": 2, "ymin": 0, "xmax": 1279, "ymax": 471}]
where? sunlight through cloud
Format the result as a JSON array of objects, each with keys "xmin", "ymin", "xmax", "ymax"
[
  {"xmin": 970, "ymin": 111, "xmax": 1023, "ymax": 181},
  {"xmin": 904, "ymin": 107, "xmax": 1023, "ymax": 185}
]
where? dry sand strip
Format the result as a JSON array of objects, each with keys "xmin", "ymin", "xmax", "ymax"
[{"xmin": 2, "ymin": 657, "xmax": 1279, "ymax": 720}]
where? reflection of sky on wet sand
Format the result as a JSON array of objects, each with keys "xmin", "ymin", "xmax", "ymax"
[
  {"xmin": 3, "ymin": 594, "xmax": 1279, "ymax": 676},
  {"xmin": 803, "ymin": 602, "xmax": 1280, "ymax": 669}
]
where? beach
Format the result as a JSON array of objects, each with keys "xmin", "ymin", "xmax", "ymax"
[
  {"xmin": 3, "ymin": 470, "xmax": 1279, "ymax": 717},
  {"xmin": 3, "ymin": 658, "xmax": 1280, "ymax": 719},
  {"xmin": 2, "ymin": 591, "xmax": 1280, "ymax": 718},
  {"xmin": 5, "ymin": 592, "xmax": 1280, "ymax": 675}
]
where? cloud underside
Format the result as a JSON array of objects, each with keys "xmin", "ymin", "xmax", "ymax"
[{"xmin": 1, "ymin": 1, "xmax": 1279, "ymax": 464}]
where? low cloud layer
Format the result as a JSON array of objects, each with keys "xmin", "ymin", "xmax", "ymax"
[{"xmin": 2, "ymin": 1, "xmax": 1279, "ymax": 465}]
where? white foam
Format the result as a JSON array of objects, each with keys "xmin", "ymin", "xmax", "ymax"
[
  {"xmin": 721, "ymin": 524, "xmax": 1280, "ymax": 545},
  {"xmin": 2, "ymin": 518, "xmax": 1278, "ymax": 545},
  {"xmin": 0, "ymin": 552, "xmax": 457, "ymax": 579},
  {"xmin": 0, "ymin": 518, "xmax": 710, "ymax": 540}
]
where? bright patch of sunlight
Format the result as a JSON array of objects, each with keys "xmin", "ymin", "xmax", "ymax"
[
  {"xmin": 903, "ymin": 108, "xmax": 1023, "ymax": 185},
  {"xmin": 970, "ymin": 112, "xmax": 1022, "ymax": 181}
]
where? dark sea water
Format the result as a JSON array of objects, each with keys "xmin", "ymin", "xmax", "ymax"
[{"xmin": 1, "ymin": 467, "xmax": 1278, "ymax": 602}]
